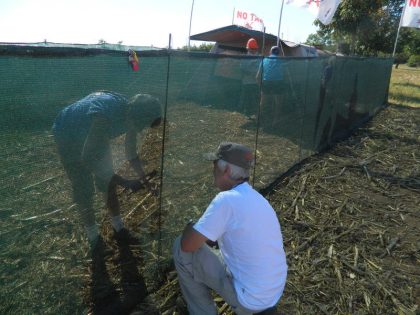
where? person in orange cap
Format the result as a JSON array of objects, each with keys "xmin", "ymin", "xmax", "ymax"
[{"xmin": 246, "ymin": 38, "xmax": 259, "ymax": 55}]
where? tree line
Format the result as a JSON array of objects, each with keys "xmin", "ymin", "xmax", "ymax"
[{"xmin": 305, "ymin": 0, "xmax": 419, "ymax": 64}]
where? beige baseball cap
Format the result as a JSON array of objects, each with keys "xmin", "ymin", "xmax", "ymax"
[{"xmin": 204, "ymin": 142, "xmax": 254, "ymax": 170}]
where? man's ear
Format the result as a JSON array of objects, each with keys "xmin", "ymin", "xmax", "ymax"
[{"xmin": 223, "ymin": 164, "xmax": 231, "ymax": 177}]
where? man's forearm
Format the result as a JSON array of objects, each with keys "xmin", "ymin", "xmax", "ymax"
[
  {"xmin": 181, "ymin": 221, "xmax": 195, "ymax": 242},
  {"xmin": 180, "ymin": 221, "xmax": 208, "ymax": 252},
  {"xmin": 109, "ymin": 174, "xmax": 126, "ymax": 187},
  {"xmin": 129, "ymin": 157, "xmax": 146, "ymax": 179}
]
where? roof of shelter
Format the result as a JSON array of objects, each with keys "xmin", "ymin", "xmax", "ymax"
[{"xmin": 190, "ymin": 25, "xmax": 301, "ymax": 49}]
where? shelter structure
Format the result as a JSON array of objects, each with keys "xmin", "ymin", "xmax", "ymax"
[{"xmin": 190, "ymin": 25, "xmax": 322, "ymax": 57}]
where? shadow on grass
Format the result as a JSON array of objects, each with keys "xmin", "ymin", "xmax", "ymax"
[
  {"xmin": 116, "ymin": 235, "xmax": 148, "ymax": 314},
  {"xmin": 394, "ymin": 66, "xmax": 420, "ymax": 72},
  {"xmin": 387, "ymin": 102, "xmax": 420, "ymax": 109},
  {"xmin": 367, "ymin": 130, "xmax": 420, "ymax": 146},
  {"xmin": 388, "ymin": 93, "xmax": 420, "ymax": 105},
  {"xmin": 90, "ymin": 237, "xmax": 122, "ymax": 315},
  {"xmin": 392, "ymin": 82, "xmax": 420, "ymax": 89},
  {"xmin": 354, "ymin": 167, "xmax": 420, "ymax": 191},
  {"xmin": 90, "ymin": 235, "xmax": 148, "ymax": 315}
]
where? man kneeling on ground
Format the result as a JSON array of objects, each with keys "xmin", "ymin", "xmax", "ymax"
[{"xmin": 173, "ymin": 142, "xmax": 288, "ymax": 315}]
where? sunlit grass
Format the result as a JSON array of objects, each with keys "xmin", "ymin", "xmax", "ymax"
[{"xmin": 388, "ymin": 64, "xmax": 420, "ymax": 108}]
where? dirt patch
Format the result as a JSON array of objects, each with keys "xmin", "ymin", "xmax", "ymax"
[
  {"xmin": 130, "ymin": 104, "xmax": 419, "ymax": 314},
  {"xmin": 2, "ymin": 103, "xmax": 417, "ymax": 315},
  {"xmin": 267, "ymin": 105, "xmax": 420, "ymax": 315}
]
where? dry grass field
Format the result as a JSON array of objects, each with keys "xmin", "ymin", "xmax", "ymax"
[
  {"xmin": 0, "ymin": 65, "xmax": 418, "ymax": 315},
  {"xmin": 388, "ymin": 65, "xmax": 420, "ymax": 108},
  {"xmin": 148, "ymin": 66, "xmax": 420, "ymax": 315}
]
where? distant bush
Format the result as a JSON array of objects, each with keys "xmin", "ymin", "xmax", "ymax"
[
  {"xmin": 394, "ymin": 52, "xmax": 409, "ymax": 64},
  {"xmin": 179, "ymin": 43, "xmax": 214, "ymax": 52},
  {"xmin": 407, "ymin": 55, "xmax": 420, "ymax": 67}
]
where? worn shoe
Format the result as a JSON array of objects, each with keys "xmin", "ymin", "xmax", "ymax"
[
  {"xmin": 114, "ymin": 228, "xmax": 139, "ymax": 245},
  {"xmin": 254, "ymin": 306, "xmax": 279, "ymax": 315},
  {"xmin": 175, "ymin": 295, "xmax": 188, "ymax": 315}
]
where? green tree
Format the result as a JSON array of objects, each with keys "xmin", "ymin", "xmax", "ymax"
[
  {"xmin": 306, "ymin": 0, "xmax": 406, "ymax": 56},
  {"xmin": 399, "ymin": 28, "xmax": 420, "ymax": 55},
  {"xmin": 306, "ymin": 32, "xmax": 331, "ymax": 46},
  {"xmin": 179, "ymin": 43, "xmax": 214, "ymax": 52}
]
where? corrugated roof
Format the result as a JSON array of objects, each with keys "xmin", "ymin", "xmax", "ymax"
[
  {"xmin": 190, "ymin": 25, "xmax": 279, "ymax": 48},
  {"xmin": 190, "ymin": 25, "xmax": 307, "ymax": 50}
]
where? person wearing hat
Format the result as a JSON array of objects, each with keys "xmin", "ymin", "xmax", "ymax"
[
  {"xmin": 52, "ymin": 90, "xmax": 162, "ymax": 247},
  {"xmin": 246, "ymin": 38, "xmax": 259, "ymax": 54},
  {"xmin": 173, "ymin": 142, "xmax": 287, "ymax": 314},
  {"xmin": 238, "ymin": 38, "xmax": 261, "ymax": 116},
  {"xmin": 256, "ymin": 46, "xmax": 285, "ymax": 128}
]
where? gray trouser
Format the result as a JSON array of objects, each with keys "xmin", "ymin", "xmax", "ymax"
[{"xmin": 172, "ymin": 236, "xmax": 256, "ymax": 315}]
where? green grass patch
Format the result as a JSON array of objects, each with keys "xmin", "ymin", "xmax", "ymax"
[{"xmin": 388, "ymin": 64, "xmax": 420, "ymax": 108}]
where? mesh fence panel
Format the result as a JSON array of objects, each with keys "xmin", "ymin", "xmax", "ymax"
[
  {"xmin": 0, "ymin": 46, "xmax": 393, "ymax": 313},
  {"xmin": 160, "ymin": 53, "xmax": 259, "ymax": 256}
]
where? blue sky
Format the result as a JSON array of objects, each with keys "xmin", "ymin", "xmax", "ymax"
[{"xmin": 0, "ymin": 0, "xmax": 318, "ymax": 48}]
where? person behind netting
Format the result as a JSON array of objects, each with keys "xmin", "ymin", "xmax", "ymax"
[
  {"xmin": 239, "ymin": 38, "xmax": 260, "ymax": 116},
  {"xmin": 52, "ymin": 91, "xmax": 162, "ymax": 247},
  {"xmin": 313, "ymin": 56, "xmax": 334, "ymax": 150},
  {"xmin": 256, "ymin": 46, "xmax": 284, "ymax": 128},
  {"xmin": 173, "ymin": 142, "xmax": 287, "ymax": 315}
]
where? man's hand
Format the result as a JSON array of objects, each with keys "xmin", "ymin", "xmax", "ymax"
[
  {"xmin": 121, "ymin": 178, "xmax": 144, "ymax": 193},
  {"xmin": 121, "ymin": 176, "xmax": 159, "ymax": 196},
  {"xmin": 128, "ymin": 158, "xmax": 159, "ymax": 195},
  {"xmin": 109, "ymin": 174, "xmax": 144, "ymax": 193},
  {"xmin": 142, "ymin": 179, "xmax": 159, "ymax": 196},
  {"xmin": 110, "ymin": 171, "xmax": 159, "ymax": 196}
]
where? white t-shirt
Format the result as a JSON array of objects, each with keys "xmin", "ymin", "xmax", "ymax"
[{"xmin": 194, "ymin": 182, "xmax": 288, "ymax": 311}]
